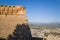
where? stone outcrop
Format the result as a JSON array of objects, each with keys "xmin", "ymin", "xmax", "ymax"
[{"xmin": 0, "ymin": 5, "xmax": 28, "ymax": 39}]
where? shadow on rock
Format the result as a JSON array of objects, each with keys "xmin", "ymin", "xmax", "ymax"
[
  {"xmin": 32, "ymin": 37, "xmax": 46, "ymax": 40},
  {"xmin": 7, "ymin": 23, "xmax": 32, "ymax": 40},
  {"xmin": 0, "ymin": 37, "xmax": 6, "ymax": 40}
]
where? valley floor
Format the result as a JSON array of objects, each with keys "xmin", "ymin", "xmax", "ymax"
[{"xmin": 31, "ymin": 27, "xmax": 60, "ymax": 40}]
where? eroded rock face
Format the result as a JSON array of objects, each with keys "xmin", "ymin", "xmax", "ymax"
[
  {"xmin": 0, "ymin": 5, "xmax": 28, "ymax": 39},
  {"xmin": 0, "ymin": 5, "xmax": 26, "ymax": 15}
]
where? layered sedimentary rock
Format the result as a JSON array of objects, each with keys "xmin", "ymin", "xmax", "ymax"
[{"xmin": 0, "ymin": 5, "xmax": 31, "ymax": 39}]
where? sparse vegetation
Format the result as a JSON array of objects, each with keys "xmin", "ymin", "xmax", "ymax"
[
  {"xmin": 44, "ymin": 33, "xmax": 50, "ymax": 37},
  {"xmin": 29, "ymin": 23, "xmax": 60, "ymax": 40}
]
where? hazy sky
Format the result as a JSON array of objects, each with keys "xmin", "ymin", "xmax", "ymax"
[{"xmin": 0, "ymin": 0, "xmax": 60, "ymax": 23}]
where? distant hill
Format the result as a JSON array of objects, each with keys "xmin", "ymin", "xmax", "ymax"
[{"xmin": 29, "ymin": 22, "xmax": 60, "ymax": 28}]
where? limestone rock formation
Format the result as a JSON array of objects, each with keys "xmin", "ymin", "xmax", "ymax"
[{"xmin": 0, "ymin": 5, "xmax": 30, "ymax": 39}]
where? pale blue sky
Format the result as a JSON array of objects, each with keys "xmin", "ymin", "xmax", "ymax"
[{"xmin": 0, "ymin": 0, "xmax": 60, "ymax": 23}]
